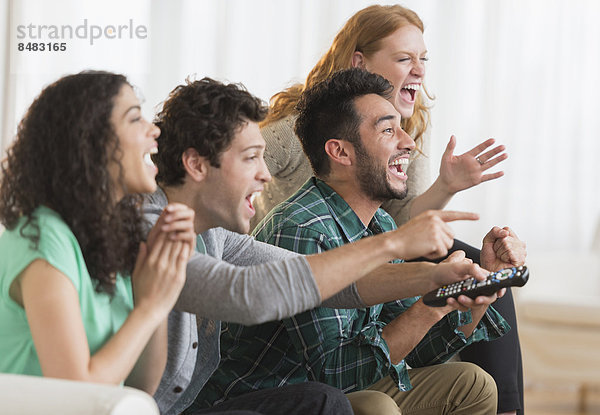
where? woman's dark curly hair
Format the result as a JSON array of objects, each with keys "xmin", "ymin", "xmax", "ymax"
[
  {"xmin": 153, "ymin": 77, "xmax": 268, "ymax": 186},
  {"xmin": 0, "ymin": 71, "xmax": 145, "ymax": 294}
]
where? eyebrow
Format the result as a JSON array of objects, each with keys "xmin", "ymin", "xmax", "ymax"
[
  {"xmin": 122, "ymin": 105, "xmax": 141, "ymax": 119},
  {"xmin": 374, "ymin": 114, "xmax": 397, "ymax": 127},
  {"xmin": 241, "ymin": 144, "xmax": 265, "ymax": 152},
  {"xmin": 391, "ymin": 49, "xmax": 428, "ymax": 57}
]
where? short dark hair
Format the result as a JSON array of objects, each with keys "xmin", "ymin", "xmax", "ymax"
[
  {"xmin": 153, "ymin": 77, "xmax": 268, "ymax": 186},
  {"xmin": 294, "ymin": 68, "xmax": 393, "ymax": 177}
]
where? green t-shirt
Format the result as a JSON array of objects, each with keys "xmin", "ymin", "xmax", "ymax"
[{"xmin": 0, "ymin": 206, "xmax": 133, "ymax": 376}]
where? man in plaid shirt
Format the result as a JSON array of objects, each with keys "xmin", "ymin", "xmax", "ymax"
[{"xmin": 198, "ymin": 69, "xmax": 526, "ymax": 414}]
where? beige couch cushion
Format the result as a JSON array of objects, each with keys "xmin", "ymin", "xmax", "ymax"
[{"xmin": 0, "ymin": 374, "xmax": 158, "ymax": 415}]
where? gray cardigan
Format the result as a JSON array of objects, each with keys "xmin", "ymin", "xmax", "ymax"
[{"xmin": 144, "ymin": 188, "xmax": 364, "ymax": 414}]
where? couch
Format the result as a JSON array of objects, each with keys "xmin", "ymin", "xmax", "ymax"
[{"xmin": 0, "ymin": 374, "xmax": 159, "ymax": 414}]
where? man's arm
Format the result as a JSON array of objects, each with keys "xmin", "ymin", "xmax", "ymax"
[
  {"xmin": 146, "ymin": 190, "xmax": 482, "ymax": 323},
  {"xmin": 303, "ymin": 210, "xmax": 481, "ymax": 301},
  {"xmin": 405, "ymin": 301, "xmax": 510, "ymax": 368},
  {"xmin": 356, "ymin": 260, "xmax": 488, "ymax": 306},
  {"xmin": 378, "ymin": 250, "xmax": 510, "ymax": 367},
  {"xmin": 176, "ymin": 250, "xmax": 324, "ymax": 325},
  {"xmin": 212, "ymin": 228, "xmax": 489, "ymax": 308},
  {"xmin": 358, "ymin": 225, "xmax": 526, "ymax": 309},
  {"xmin": 215, "ymin": 228, "xmax": 364, "ymax": 308},
  {"xmin": 168, "ymin": 210, "xmax": 484, "ymax": 324},
  {"xmin": 381, "ymin": 299, "xmax": 458, "ymax": 365},
  {"xmin": 387, "ymin": 225, "xmax": 525, "ymax": 367},
  {"xmin": 144, "ymin": 196, "xmax": 322, "ymax": 325},
  {"xmin": 397, "ymin": 224, "xmax": 526, "ymax": 362},
  {"xmin": 382, "ymin": 297, "xmax": 507, "ymax": 368}
]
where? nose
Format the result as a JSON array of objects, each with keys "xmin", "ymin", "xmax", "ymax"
[
  {"xmin": 411, "ymin": 58, "xmax": 425, "ymax": 78},
  {"xmin": 257, "ymin": 156, "xmax": 272, "ymax": 183},
  {"xmin": 398, "ymin": 128, "xmax": 416, "ymax": 151},
  {"xmin": 149, "ymin": 121, "xmax": 160, "ymax": 139}
]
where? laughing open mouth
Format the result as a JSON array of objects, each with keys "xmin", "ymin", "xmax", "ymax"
[
  {"xmin": 388, "ymin": 157, "xmax": 409, "ymax": 178},
  {"xmin": 245, "ymin": 191, "xmax": 261, "ymax": 213},
  {"xmin": 143, "ymin": 147, "xmax": 158, "ymax": 167},
  {"xmin": 400, "ymin": 84, "xmax": 420, "ymax": 102}
]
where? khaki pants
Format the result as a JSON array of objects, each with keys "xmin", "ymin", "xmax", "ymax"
[{"xmin": 346, "ymin": 362, "xmax": 497, "ymax": 415}]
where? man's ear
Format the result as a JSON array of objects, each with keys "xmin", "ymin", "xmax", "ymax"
[
  {"xmin": 181, "ymin": 148, "xmax": 209, "ymax": 182},
  {"xmin": 351, "ymin": 51, "xmax": 366, "ymax": 69},
  {"xmin": 324, "ymin": 139, "xmax": 354, "ymax": 167}
]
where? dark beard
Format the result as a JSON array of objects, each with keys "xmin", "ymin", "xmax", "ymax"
[{"xmin": 355, "ymin": 142, "xmax": 408, "ymax": 203}]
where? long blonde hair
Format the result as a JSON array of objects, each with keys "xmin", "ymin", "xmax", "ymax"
[{"xmin": 265, "ymin": 4, "xmax": 432, "ymax": 148}]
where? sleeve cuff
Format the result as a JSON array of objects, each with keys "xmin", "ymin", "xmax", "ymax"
[
  {"xmin": 358, "ymin": 323, "xmax": 413, "ymax": 391},
  {"xmin": 444, "ymin": 310, "xmax": 471, "ymax": 344},
  {"xmin": 467, "ymin": 305, "xmax": 511, "ymax": 344}
]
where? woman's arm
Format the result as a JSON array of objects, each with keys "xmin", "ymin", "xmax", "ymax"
[
  {"xmin": 125, "ymin": 319, "xmax": 168, "ymax": 393},
  {"xmin": 18, "ymin": 258, "xmax": 169, "ymax": 389},
  {"xmin": 125, "ymin": 206, "xmax": 195, "ymax": 392},
  {"xmin": 17, "ymin": 210, "xmax": 193, "ymax": 394}
]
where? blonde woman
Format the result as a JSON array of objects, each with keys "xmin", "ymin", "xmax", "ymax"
[{"xmin": 254, "ymin": 5, "xmax": 521, "ymax": 415}]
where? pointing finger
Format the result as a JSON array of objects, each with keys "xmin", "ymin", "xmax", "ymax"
[{"xmin": 436, "ymin": 210, "xmax": 480, "ymax": 222}]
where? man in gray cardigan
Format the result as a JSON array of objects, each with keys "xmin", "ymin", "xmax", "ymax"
[{"xmin": 144, "ymin": 77, "xmax": 491, "ymax": 415}]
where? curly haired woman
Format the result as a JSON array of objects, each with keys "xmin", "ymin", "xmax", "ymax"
[{"xmin": 0, "ymin": 71, "xmax": 195, "ymax": 394}]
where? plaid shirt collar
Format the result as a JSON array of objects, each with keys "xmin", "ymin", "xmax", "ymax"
[{"xmin": 312, "ymin": 177, "xmax": 390, "ymax": 243}]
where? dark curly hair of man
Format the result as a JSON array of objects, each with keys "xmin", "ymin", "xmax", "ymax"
[
  {"xmin": 153, "ymin": 77, "xmax": 268, "ymax": 186},
  {"xmin": 295, "ymin": 68, "xmax": 393, "ymax": 177},
  {"xmin": 0, "ymin": 71, "xmax": 145, "ymax": 294}
]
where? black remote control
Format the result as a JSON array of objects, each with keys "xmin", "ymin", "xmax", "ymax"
[{"xmin": 422, "ymin": 265, "xmax": 529, "ymax": 307}]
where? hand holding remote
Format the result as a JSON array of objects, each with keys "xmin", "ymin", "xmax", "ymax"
[{"xmin": 423, "ymin": 265, "xmax": 529, "ymax": 307}]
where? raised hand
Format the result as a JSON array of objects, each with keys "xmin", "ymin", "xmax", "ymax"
[
  {"xmin": 480, "ymin": 226, "xmax": 527, "ymax": 272},
  {"xmin": 146, "ymin": 203, "xmax": 196, "ymax": 252},
  {"xmin": 133, "ymin": 204, "xmax": 195, "ymax": 318},
  {"xmin": 393, "ymin": 210, "xmax": 479, "ymax": 260},
  {"xmin": 132, "ymin": 236, "xmax": 189, "ymax": 318},
  {"xmin": 438, "ymin": 136, "xmax": 507, "ymax": 195}
]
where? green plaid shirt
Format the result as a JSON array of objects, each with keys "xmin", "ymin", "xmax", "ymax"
[{"xmin": 197, "ymin": 178, "xmax": 509, "ymax": 407}]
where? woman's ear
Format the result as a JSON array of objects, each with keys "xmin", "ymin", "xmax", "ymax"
[
  {"xmin": 181, "ymin": 148, "xmax": 208, "ymax": 182},
  {"xmin": 324, "ymin": 139, "xmax": 353, "ymax": 167},
  {"xmin": 351, "ymin": 51, "xmax": 366, "ymax": 69}
]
